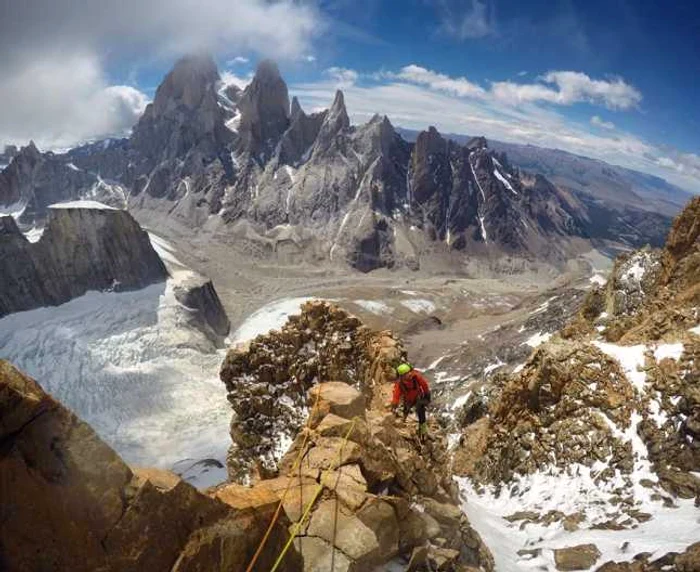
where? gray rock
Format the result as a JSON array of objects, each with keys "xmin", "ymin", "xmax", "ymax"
[
  {"xmin": 0, "ymin": 206, "xmax": 167, "ymax": 317},
  {"xmin": 172, "ymin": 273, "xmax": 231, "ymax": 342}
]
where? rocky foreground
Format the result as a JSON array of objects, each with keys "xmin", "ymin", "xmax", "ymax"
[
  {"xmin": 0, "ymin": 359, "xmax": 299, "ymax": 571},
  {"xmin": 1, "ymin": 198, "xmax": 698, "ymax": 571}
]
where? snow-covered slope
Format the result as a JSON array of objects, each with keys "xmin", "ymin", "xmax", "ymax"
[{"xmin": 0, "ymin": 273, "xmax": 231, "ymax": 488}]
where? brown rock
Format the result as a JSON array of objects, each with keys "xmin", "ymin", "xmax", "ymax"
[
  {"xmin": 308, "ymin": 381, "xmax": 366, "ymax": 426},
  {"xmin": 0, "ymin": 360, "xmax": 301, "ymax": 572},
  {"xmin": 555, "ymin": 544, "xmax": 602, "ymax": 571}
]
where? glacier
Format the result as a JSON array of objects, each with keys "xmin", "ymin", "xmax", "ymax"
[{"xmin": 0, "ymin": 278, "xmax": 231, "ymax": 488}]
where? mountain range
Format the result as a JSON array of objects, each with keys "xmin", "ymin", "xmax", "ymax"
[{"xmin": 0, "ymin": 55, "xmax": 692, "ymax": 272}]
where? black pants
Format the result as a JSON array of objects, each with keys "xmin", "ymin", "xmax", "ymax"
[{"xmin": 404, "ymin": 397, "xmax": 428, "ymax": 424}]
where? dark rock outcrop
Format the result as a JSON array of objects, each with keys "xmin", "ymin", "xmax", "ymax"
[
  {"xmin": 0, "ymin": 205, "xmax": 167, "ymax": 317},
  {"xmin": 0, "ymin": 359, "xmax": 301, "ymax": 572},
  {"xmin": 173, "ymin": 273, "xmax": 231, "ymax": 340}
]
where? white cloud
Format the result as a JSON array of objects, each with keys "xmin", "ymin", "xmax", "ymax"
[
  {"xmin": 0, "ymin": 0, "xmax": 323, "ymax": 149},
  {"xmin": 492, "ymin": 71, "xmax": 642, "ymax": 110},
  {"xmin": 590, "ymin": 115, "xmax": 616, "ymax": 130},
  {"xmin": 380, "ymin": 64, "xmax": 640, "ymax": 111},
  {"xmin": 325, "ymin": 67, "xmax": 359, "ymax": 86},
  {"xmin": 304, "ymin": 55, "xmax": 317, "ymax": 63},
  {"xmin": 0, "ymin": 52, "xmax": 148, "ymax": 150},
  {"xmin": 228, "ymin": 56, "xmax": 249, "ymax": 65},
  {"xmin": 1, "ymin": 0, "xmax": 322, "ymax": 62},
  {"xmin": 388, "ymin": 65, "xmax": 486, "ymax": 98},
  {"xmin": 437, "ymin": 0, "xmax": 496, "ymax": 40}
]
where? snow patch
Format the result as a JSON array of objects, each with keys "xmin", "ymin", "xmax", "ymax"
[
  {"xmin": 49, "ymin": 200, "xmax": 116, "ymax": 210},
  {"xmin": 494, "ymin": 168, "xmax": 517, "ymax": 194},
  {"xmin": 400, "ymin": 299, "xmax": 437, "ymax": 314},
  {"xmin": 523, "ymin": 332, "xmax": 552, "ymax": 348},
  {"xmin": 483, "ymin": 358, "xmax": 505, "ymax": 376},
  {"xmin": 590, "ymin": 274, "xmax": 607, "ymax": 286},
  {"xmin": 231, "ymin": 297, "xmax": 315, "ymax": 345},
  {"xmin": 353, "ymin": 300, "xmax": 392, "ymax": 314},
  {"xmin": 593, "ymin": 341, "xmax": 647, "ymax": 390},
  {"xmin": 653, "ymin": 343, "xmax": 684, "ymax": 363},
  {"xmin": 23, "ymin": 226, "xmax": 45, "ymax": 243}
]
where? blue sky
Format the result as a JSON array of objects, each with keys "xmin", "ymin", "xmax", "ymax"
[{"xmin": 1, "ymin": 0, "xmax": 699, "ymax": 191}]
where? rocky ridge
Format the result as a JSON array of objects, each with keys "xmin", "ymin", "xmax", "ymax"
[
  {"xmin": 451, "ymin": 197, "xmax": 700, "ymax": 568},
  {"xmin": 0, "ymin": 204, "xmax": 167, "ymax": 317},
  {"xmin": 0, "ymin": 359, "xmax": 301, "ymax": 571},
  {"xmin": 0, "ymin": 55, "xmax": 665, "ymax": 272},
  {"xmin": 219, "ymin": 301, "xmax": 494, "ymax": 570}
]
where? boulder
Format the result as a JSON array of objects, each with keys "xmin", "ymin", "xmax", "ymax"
[
  {"xmin": 294, "ymin": 536, "xmax": 354, "ymax": 572},
  {"xmin": 555, "ymin": 544, "xmax": 602, "ymax": 571},
  {"xmin": 308, "ymin": 381, "xmax": 366, "ymax": 426},
  {"xmin": 307, "ymin": 499, "xmax": 381, "ymax": 566}
]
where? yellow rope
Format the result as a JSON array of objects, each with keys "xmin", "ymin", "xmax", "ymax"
[
  {"xmin": 269, "ymin": 417, "xmax": 357, "ymax": 572},
  {"xmin": 244, "ymin": 384, "xmax": 324, "ymax": 572}
]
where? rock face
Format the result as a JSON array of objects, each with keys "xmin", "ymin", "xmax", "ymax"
[
  {"xmin": 452, "ymin": 197, "xmax": 700, "ymax": 561},
  {"xmin": 220, "ymin": 301, "xmax": 404, "ymax": 480},
  {"xmin": 219, "ymin": 304, "xmax": 496, "ymax": 571},
  {"xmin": 0, "ymin": 359, "xmax": 301, "ymax": 572},
  {"xmin": 0, "ymin": 205, "xmax": 167, "ymax": 317},
  {"xmin": 173, "ymin": 273, "xmax": 231, "ymax": 339},
  {"xmin": 0, "ymin": 54, "xmax": 664, "ymax": 272},
  {"xmin": 0, "ymin": 142, "xmax": 103, "ymax": 221}
]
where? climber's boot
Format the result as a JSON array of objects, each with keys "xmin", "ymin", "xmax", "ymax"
[{"xmin": 417, "ymin": 422, "xmax": 429, "ymax": 442}]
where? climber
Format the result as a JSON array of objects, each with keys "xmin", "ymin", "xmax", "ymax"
[{"xmin": 390, "ymin": 363, "xmax": 432, "ymax": 439}]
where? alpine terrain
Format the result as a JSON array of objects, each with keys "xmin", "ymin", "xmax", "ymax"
[{"xmin": 0, "ymin": 48, "xmax": 698, "ymax": 572}]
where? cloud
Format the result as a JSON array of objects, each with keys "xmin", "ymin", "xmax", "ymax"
[
  {"xmin": 1, "ymin": 0, "xmax": 322, "ymax": 62},
  {"xmin": 291, "ymin": 68, "xmax": 698, "ymax": 192},
  {"xmin": 0, "ymin": 51, "xmax": 148, "ymax": 150},
  {"xmin": 492, "ymin": 72, "xmax": 642, "ymax": 110},
  {"xmin": 228, "ymin": 56, "xmax": 250, "ymax": 65},
  {"xmin": 0, "ymin": 0, "xmax": 323, "ymax": 148},
  {"xmin": 590, "ymin": 115, "xmax": 616, "ymax": 130},
  {"xmin": 387, "ymin": 65, "xmax": 486, "ymax": 98},
  {"xmin": 435, "ymin": 0, "xmax": 496, "ymax": 40},
  {"xmin": 325, "ymin": 67, "xmax": 359, "ymax": 86},
  {"xmin": 383, "ymin": 64, "xmax": 640, "ymax": 111}
]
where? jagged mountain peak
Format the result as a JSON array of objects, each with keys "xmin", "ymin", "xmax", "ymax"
[
  {"xmin": 327, "ymin": 90, "xmax": 349, "ymax": 126},
  {"xmin": 466, "ymin": 135, "xmax": 488, "ymax": 150},
  {"xmin": 253, "ymin": 58, "xmax": 284, "ymax": 84},
  {"xmin": 151, "ymin": 53, "xmax": 220, "ymax": 114},
  {"xmin": 290, "ymin": 96, "xmax": 304, "ymax": 120}
]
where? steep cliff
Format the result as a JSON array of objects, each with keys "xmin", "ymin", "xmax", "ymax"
[
  {"xmin": 451, "ymin": 196, "xmax": 700, "ymax": 569},
  {"xmin": 0, "ymin": 359, "xmax": 301, "ymax": 572},
  {"xmin": 0, "ymin": 204, "xmax": 167, "ymax": 317}
]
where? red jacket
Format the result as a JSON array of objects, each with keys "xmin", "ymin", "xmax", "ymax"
[{"xmin": 392, "ymin": 370, "xmax": 431, "ymax": 406}]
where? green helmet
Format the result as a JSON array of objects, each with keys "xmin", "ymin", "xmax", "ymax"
[{"xmin": 396, "ymin": 363, "xmax": 412, "ymax": 376}]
